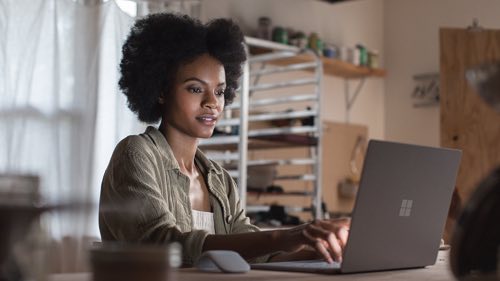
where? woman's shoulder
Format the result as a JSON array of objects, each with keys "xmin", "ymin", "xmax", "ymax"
[
  {"xmin": 111, "ymin": 127, "xmax": 163, "ymax": 161},
  {"xmin": 114, "ymin": 133, "xmax": 153, "ymax": 155}
]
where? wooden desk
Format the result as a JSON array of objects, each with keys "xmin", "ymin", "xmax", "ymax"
[{"xmin": 49, "ymin": 250, "xmax": 455, "ymax": 281}]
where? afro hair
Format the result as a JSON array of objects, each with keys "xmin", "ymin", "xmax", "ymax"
[{"xmin": 118, "ymin": 13, "xmax": 247, "ymax": 123}]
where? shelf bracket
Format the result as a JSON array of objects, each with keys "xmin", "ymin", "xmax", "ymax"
[{"xmin": 344, "ymin": 78, "xmax": 366, "ymax": 123}]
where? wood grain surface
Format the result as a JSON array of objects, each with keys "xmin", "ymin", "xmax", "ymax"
[{"xmin": 440, "ymin": 28, "xmax": 500, "ymax": 241}]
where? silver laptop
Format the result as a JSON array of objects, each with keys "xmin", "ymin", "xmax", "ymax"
[{"xmin": 252, "ymin": 140, "xmax": 461, "ymax": 274}]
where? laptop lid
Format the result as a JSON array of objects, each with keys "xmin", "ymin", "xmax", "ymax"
[
  {"xmin": 251, "ymin": 140, "xmax": 461, "ymax": 274},
  {"xmin": 340, "ymin": 140, "xmax": 461, "ymax": 273}
]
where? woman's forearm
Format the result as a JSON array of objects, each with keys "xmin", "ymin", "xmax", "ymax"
[
  {"xmin": 202, "ymin": 219, "xmax": 350, "ymax": 263},
  {"xmin": 268, "ymin": 247, "xmax": 319, "ymax": 262},
  {"xmin": 202, "ymin": 230, "xmax": 285, "ymax": 260}
]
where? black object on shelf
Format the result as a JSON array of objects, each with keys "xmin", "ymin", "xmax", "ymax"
[{"xmin": 252, "ymin": 204, "xmax": 302, "ymax": 227}]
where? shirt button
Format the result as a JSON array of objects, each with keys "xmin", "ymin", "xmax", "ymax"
[{"xmin": 226, "ymin": 215, "xmax": 232, "ymax": 223}]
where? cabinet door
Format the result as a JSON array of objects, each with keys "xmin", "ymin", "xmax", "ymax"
[
  {"xmin": 440, "ymin": 28, "xmax": 500, "ymax": 240},
  {"xmin": 440, "ymin": 28, "xmax": 500, "ymax": 200}
]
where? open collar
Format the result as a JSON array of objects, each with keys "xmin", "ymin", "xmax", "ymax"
[{"xmin": 144, "ymin": 126, "xmax": 223, "ymax": 175}]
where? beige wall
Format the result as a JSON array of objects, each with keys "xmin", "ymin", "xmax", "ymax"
[
  {"xmin": 384, "ymin": 0, "xmax": 500, "ymax": 146},
  {"xmin": 205, "ymin": 0, "xmax": 500, "ymax": 147},
  {"xmin": 203, "ymin": 0, "xmax": 386, "ymax": 140}
]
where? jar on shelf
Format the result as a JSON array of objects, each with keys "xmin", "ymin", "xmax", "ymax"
[
  {"xmin": 289, "ymin": 31, "xmax": 307, "ymax": 48},
  {"xmin": 308, "ymin": 32, "xmax": 324, "ymax": 55},
  {"xmin": 368, "ymin": 50, "xmax": 379, "ymax": 68},
  {"xmin": 323, "ymin": 44, "xmax": 339, "ymax": 58},
  {"xmin": 272, "ymin": 26, "xmax": 288, "ymax": 44},
  {"xmin": 356, "ymin": 44, "xmax": 368, "ymax": 66},
  {"xmin": 340, "ymin": 46, "xmax": 355, "ymax": 64},
  {"xmin": 256, "ymin": 17, "xmax": 271, "ymax": 40}
]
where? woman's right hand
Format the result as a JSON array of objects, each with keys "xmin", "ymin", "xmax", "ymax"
[{"xmin": 277, "ymin": 218, "xmax": 351, "ymax": 263}]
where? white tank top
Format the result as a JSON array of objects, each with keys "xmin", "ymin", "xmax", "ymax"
[{"xmin": 191, "ymin": 209, "xmax": 215, "ymax": 234}]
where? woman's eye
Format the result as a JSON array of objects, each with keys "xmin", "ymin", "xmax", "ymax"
[
  {"xmin": 188, "ymin": 87, "xmax": 203, "ymax": 94},
  {"xmin": 216, "ymin": 89, "xmax": 225, "ymax": 96}
]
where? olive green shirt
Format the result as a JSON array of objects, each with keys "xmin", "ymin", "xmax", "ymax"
[{"xmin": 99, "ymin": 126, "xmax": 263, "ymax": 265}]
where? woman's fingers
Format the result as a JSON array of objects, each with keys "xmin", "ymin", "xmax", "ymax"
[
  {"xmin": 316, "ymin": 218, "xmax": 350, "ymax": 249},
  {"xmin": 337, "ymin": 226, "xmax": 349, "ymax": 249},
  {"xmin": 327, "ymin": 231, "xmax": 343, "ymax": 262},
  {"xmin": 303, "ymin": 223, "xmax": 343, "ymax": 263},
  {"xmin": 285, "ymin": 218, "xmax": 351, "ymax": 263},
  {"xmin": 302, "ymin": 227, "xmax": 333, "ymax": 263}
]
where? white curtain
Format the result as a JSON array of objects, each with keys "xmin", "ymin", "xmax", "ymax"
[
  {"xmin": 0, "ymin": 0, "xmax": 145, "ymax": 245},
  {"xmin": 1, "ymin": 0, "xmax": 206, "ymax": 273}
]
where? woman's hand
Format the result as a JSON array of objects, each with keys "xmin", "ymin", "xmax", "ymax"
[{"xmin": 277, "ymin": 218, "xmax": 350, "ymax": 263}]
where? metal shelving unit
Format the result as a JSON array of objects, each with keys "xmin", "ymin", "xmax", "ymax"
[{"xmin": 199, "ymin": 36, "xmax": 323, "ymax": 219}]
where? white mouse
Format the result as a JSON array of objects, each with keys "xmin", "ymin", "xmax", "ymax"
[{"xmin": 194, "ymin": 250, "xmax": 250, "ymax": 273}]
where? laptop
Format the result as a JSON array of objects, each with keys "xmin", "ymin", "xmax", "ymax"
[{"xmin": 252, "ymin": 140, "xmax": 461, "ymax": 274}]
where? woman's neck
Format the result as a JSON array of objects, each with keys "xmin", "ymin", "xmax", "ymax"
[{"xmin": 159, "ymin": 122, "xmax": 198, "ymax": 175}]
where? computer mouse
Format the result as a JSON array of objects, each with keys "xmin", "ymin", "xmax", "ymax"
[{"xmin": 194, "ymin": 250, "xmax": 250, "ymax": 273}]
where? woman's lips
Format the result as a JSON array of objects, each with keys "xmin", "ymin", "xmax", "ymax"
[{"xmin": 196, "ymin": 115, "xmax": 218, "ymax": 126}]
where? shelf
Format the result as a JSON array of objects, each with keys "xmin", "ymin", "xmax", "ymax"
[
  {"xmin": 246, "ymin": 36, "xmax": 386, "ymax": 79},
  {"xmin": 247, "ymin": 191, "xmax": 314, "ymax": 196},
  {"xmin": 199, "ymin": 134, "xmax": 317, "ymax": 151},
  {"xmin": 217, "ymin": 108, "xmax": 317, "ymax": 127},
  {"xmin": 275, "ymin": 174, "xmax": 316, "ymax": 181},
  {"xmin": 200, "ymin": 37, "xmax": 324, "ymax": 219},
  {"xmin": 245, "ymin": 205, "xmax": 311, "ymax": 213},
  {"xmin": 247, "ymin": 158, "xmax": 316, "ymax": 166},
  {"xmin": 251, "ymin": 134, "xmax": 318, "ymax": 147},
  {"xmin": 322, "ymin": 57, "xmax": 386, "ymax": 78}
]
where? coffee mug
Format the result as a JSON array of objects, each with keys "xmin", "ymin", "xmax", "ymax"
[{"xmin": 90, "ymin": 243, "xmax": 174, "ymax": 281}]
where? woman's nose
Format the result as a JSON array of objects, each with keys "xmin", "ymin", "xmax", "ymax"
[
  {"xmin": 205, "ymin": 102, "xmax": 217, "ymax": 109},
  {"xmin": 204, "ymin": 92, "xmax": 220, "ymax": 109}
]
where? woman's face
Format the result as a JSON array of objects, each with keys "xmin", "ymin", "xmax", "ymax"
[{"xmin": 163, "ymin": 53, "xmax": 226, "ymax": 140}]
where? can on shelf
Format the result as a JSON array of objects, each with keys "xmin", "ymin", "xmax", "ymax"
[{"xmin": 272, "ymin": 26, "xmax": 288, "ymax": 44}]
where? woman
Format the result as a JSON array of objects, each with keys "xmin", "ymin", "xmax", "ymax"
[{"xmin": 99, "ymin": 13, "xmax": 349, "ymax": 266}]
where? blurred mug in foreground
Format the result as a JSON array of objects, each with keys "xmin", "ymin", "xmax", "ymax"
[
  {"xmin": 0, "ymin": 174, "xmax": 41, "ymax": 281},
  {"xmin": 89, "ymin": 242, "xmax": 181, "ymax": 281}
]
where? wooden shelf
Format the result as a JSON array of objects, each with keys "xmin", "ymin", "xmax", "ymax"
[
  {"xmin": 322, "ymin": 56, "xmax": 386, "ymax": 78},
  {"xmin": 200, "ymin": 134, "xmax": 317, "ymax": 151},
  {"xmin": 247, "ymin": 190, "xmax": 313, "ymax": 196},
  {"xmin": 248, "ymin": 41, "xmax": 386, "ymax": 79}
]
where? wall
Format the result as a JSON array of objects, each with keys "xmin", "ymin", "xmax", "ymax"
[
  {"xmin": 202, "ymin": 0, "xmax": 386, "ymax": 140},
  {"xmin": 203, "ymin": 0, "xmax": 500, "ymax": 147},
  {"xmin": 384, "ymin": 0, "xmax": 500, "ymax": 147}
]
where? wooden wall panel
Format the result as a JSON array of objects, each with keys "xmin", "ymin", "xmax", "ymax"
[
  {"xmin": 440, "ymin": 28, "xmax": 500, "ymax": 202},
  {"xmin": 440, "ymin": 28, "xmax": 500, "ymax": 242}
]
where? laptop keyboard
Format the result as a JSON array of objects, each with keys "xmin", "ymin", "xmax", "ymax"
[
  {"xmin": 253, "ymin": 259, "xmax": 342, "ymax": 270},
  {"xmin": 280, "ymin": 260, "xmax": 340, "ymax": 269}
]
